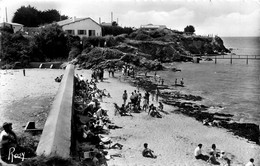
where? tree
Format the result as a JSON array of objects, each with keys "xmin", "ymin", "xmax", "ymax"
[
  {"xmin": 12, "ymin": 5, "xmax": 69, "ymax": 27},
  {"xmin": 39, "ymin": 9, "xmax": 60, "ymax": 25},
  {"xmin": 184, "ymin": 25, "xmax": 195, "ymax": 34},
  {"xmin": 12, "ymin": 5, "xmax": 40, "ymax": 27},
  {"xmin": 34, "ymin": 24, "xmax": 69, "ymax": 60},
  {"xmin": 0, "ymin": 31, "xmax": 30, "ymax": 63},
  {"xmin": 112, "ymin": 21, "xmax": 118, "ymax": 26}
]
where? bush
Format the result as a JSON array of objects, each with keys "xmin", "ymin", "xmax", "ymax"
[
  {"xmin": 34, "ymin": 24, "xmax": 69, "ymax": 60},
  {"xmin": 115, "ymin": 34, "xmax": 127, "ymax": 43},
  {"xmin": 0, "ymin": 31, "xmax": 30, "ymax": 64},
  {"xmin": 135, "ymin": 33, "xmax": 152, "ymax": 41},
  {"xmin": 68, "ymin": 47, "xmax": 82, "ymax": 61},
  {"xmin": 82, "ymin": 36, "xmax": 105, "ymax": 48},
  {"xmin": 104, "ymin": 35, "xmax": 117, "ymax": 47}
]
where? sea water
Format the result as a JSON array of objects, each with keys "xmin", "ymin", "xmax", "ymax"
[{"xmin": 157, "ymin": 37, "xmax": 260, "ymax": 125}]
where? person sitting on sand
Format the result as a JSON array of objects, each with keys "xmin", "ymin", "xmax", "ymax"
[
  {"xmin": 158, "ymin": 102, "xmax": 164, "ymax": 111},
  {"xmin": 142, "ymin": 143, "xmax": 156, "ymax": 158},
  {"xmin": 207, "ymin": 144, "xmax": 220, "ymax": 164},
  {"xmin": 194, "ymin": 144, "xmax": 203, "ymax": 159},
  {"xmin": 210, "ymin": 144, "xmax": 219, "ymax": 158},
  {"xmin": 148, "ymin": 104, "xmax": 155, "ymax": 115},
  {"xmin": 245, "ymin": 158, "xmax": 255, "ymax": 166}
]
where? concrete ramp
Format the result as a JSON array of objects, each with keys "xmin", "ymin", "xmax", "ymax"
[{"xmin": 36, "ymin": 64, "xmax": 75, "ymax": 158}]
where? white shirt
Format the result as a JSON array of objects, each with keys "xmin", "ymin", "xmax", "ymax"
[
  {"xmin": 194, "ymin": 146, "xmax": 202, "ymax": 156},
  {"xmin": 245, "ymin": 161, "xmax": 254, "ymax": 166},
  {"xmin": 0, "ymin": 130, "xmax": 8, "ymax": 148}
]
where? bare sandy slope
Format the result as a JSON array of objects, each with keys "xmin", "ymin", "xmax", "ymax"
[{"xmin": 77, "ymin": 70, "xmax": 260, "ymax": 166}]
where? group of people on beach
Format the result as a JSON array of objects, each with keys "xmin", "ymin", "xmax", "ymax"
[
  {"xmin": 91, "ymin": 68, "xmax": 105, "ymax": 82},
  {"xmin": 122, "ymin": 64, "xmax": 135, "ymax": 77},
  {"xmin": 194, "ymin": 143, "xmax": 255, "ymax": 166},
  {"xmin": 117, "ymin": 89, "xmax": 163, "ymax": 118},
  {"xmin": 74, "ymin": 73, "xmax": 125, "ymax": 165}
]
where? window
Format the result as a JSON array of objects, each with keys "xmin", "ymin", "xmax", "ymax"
[
  {"xmin": 78, "ymin": 30, "xmax": 86, "ymax": 35},
  {"xmin": 88, "ymin": 30, "xmax": 95, "ymax": 36},
  {"xmin": 65, "ymin": 30, "xmax": 75, "ymax": 35}
]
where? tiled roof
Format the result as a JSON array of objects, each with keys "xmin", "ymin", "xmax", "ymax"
[{"xmin": 56, "ymin": 17, "xmax": 100, "ymax": 27}]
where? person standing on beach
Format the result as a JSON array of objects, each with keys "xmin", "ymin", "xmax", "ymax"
[
  {"xmin": 122, "ymin": 90, "xmax": 128, "ymax": 105},
  {"xmin": 180, "ymin": 78, "xmax": 184, "ymax": 86},
  {"xmin": 175, "ymin": 78, "xmax": 178, "ymax": 85},
  {"xmin": 23, "ymin": 68, "xmax": 25, "ymax": 76},
  {"xmin": 144, "ymin": 91, "xmax": 150, "ymax": 105},
  {"xmin": 245, "ymin": 158, "xmax": 255, "ymax": 166},
  {"xmin": 155, "ymin": 88, "xmax": 160, "ymax": 102}
]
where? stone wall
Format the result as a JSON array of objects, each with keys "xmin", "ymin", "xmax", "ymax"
[{"xmin": 36, "ymin": 64, "xmax": 75, "ymax": 158}]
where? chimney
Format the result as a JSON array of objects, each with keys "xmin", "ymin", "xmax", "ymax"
[
  {"xmin": 73, "ymin": 16, "xmax": 76, "ymax": 22},
  {"xmin": 117, "ymin": 18, "xmax": 118, "ymax": 24},
  {"xmin": 99, "ymin": 17, "xmax": 101, "ymax": 24},
  {"xmin": 111, "ymin": 12, "xmax": 113, "ymax": 23},
  {"xmin": 5, "ymin": 7, "xmax": 8, "ymax": 22}
]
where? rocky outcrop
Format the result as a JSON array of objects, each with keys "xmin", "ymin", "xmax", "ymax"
[
  {"xmin": 180, "ymin": 36, "xmax": 230, "ymax": 55},
  {"xmin": 72, "ymin": 28, "xmax": 230, "ymax": 70},
  {"xmin": 73, "ymin": 47, "xmax": 163, "ymax": 70}
]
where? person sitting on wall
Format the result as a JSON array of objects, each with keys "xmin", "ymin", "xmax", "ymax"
[{"xmin": 0, "ymin": 122, "xmax": 18, "ymax": 161}]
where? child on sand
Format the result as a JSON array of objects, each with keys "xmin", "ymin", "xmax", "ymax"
[
  {"xmin": 142, "ymin": 143, "xmax": 156, "ymax": 158},
  {"xmin": 245, "ymin": 158, "xmax": 255, "ymax": 166}
]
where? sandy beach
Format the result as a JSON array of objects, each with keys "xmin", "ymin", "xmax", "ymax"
[
  {"xmin": 76, "ymin": 69, "xmax": 260, "ymax": 166},
  {"xmin": 0, "ymin": 69, "xmax": 64, "ymax": 132},
  {"xmin": 0, "ymin": 68, "xmax": 259, "ymax": 166}
]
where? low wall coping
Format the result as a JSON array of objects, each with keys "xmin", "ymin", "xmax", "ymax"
[{"xmin": 36, "ymin": 64, "xmax": 74, "ymax": 158}]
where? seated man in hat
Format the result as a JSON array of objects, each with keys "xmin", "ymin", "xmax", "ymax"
[{"xmin": 0, "ymin": 122, "xmax": 18, "ymax": 162}]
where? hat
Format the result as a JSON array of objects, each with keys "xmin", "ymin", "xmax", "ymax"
[{"xmin": 3, "ymin": 122, "xmax": 12, "ymax": 128}]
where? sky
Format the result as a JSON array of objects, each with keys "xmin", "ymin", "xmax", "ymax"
[{"xmin": 0, "ymin": 0, "xmax": 259, "ymax": 37}]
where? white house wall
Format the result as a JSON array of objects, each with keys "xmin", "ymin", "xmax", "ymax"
[
  {"xmin": 13, "ymin": 25, "xmax": 24, "ymax": 33},
  {"xmin": 62, "ymin": 19, "xmax": 101, "ymax": 38}
]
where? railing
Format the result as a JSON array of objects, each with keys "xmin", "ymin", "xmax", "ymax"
[{"xmin": 213, "ymin": 55, "xmax": 260, "ymax": 64}]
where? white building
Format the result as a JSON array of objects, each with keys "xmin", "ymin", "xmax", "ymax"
[
  {"xmin": 56, "ymin": 17, "xmax": 102, "ymax": 38},
  {"xmin": 140, "ymin": 24, "xmax": 167, "ymax": 31},
  {"xmin": 0, "ymin": 22, "xmax": 24, "ymax": 33}
]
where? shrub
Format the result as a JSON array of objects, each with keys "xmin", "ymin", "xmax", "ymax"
[
  {"xmin": 68, "ymin": 47, "xmax": 82, "ymax": 61},
  {"xmin": 104, "ymin": 35, "xmax": 117, "ymax": 47},
  {"xmin": 82, "ymin": 36, "xmax": 105, "ymax": 48}
]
